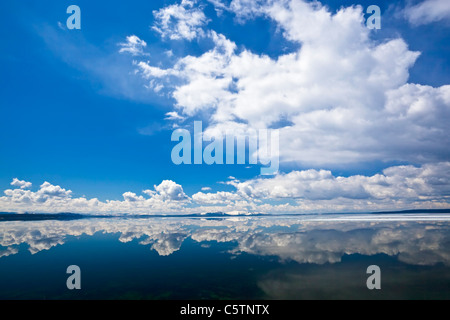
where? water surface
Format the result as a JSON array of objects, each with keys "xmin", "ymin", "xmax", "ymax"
[{"xmin": 1, "ymin": 214, "xmax": 450, "ymax": 299}]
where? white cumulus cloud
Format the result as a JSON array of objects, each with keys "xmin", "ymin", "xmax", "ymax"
[
  {"xmin": 131, "ymin": 0, "xmax": 450, "ymax": 167},
  {"xmin": 230, "ymin": 162, "xmax": 450, "ymax": 202},
  {"xmin": 0, "ymin": 162, "xmax": 449, "ymax": 214},
  {"xmin": 10, "ymin": 178, "xmax": 32, "ymax": 189},
  {"xmin": 153, "ymin": 180, "xmax": 189, "ymax": 201},
  {"xmin": 152, "ymin": 0, "xmax": 209, "ymax": 40}
]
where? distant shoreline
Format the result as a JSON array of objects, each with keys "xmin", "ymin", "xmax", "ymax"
[{"xmin": 1, "ymin": 209, "xmax": 450, "ymax": 221}]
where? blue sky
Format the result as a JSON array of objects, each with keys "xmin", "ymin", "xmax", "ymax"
[{"xmin": 0, "ymin": 0, "xmax": 449, "ymax": 214}]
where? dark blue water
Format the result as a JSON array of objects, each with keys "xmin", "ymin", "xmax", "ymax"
[{"xmin": 1, "ymin": 215, "xmax": 450, "ymax": 299}]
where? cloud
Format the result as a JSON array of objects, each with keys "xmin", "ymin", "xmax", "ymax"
[
  {"xmin": 3, "ymin": 181, "xmax": 72, "ymax": 207},
  {"xmin": 38, "ymin": 182, "xmax": 72, "ymax": 199},
  {"xmin": 0, "ymin": 180, "xmax": 189, "ymax": 214},
  {"xmin": 192, "ymin": 191, "xmax": 243, "ymax": 204},
  {"xmin": 10, "ymin": 178, "xmax": 32, "ymax": 189},
  {"xmin": 21, "ymin": 0, "xmax": 449, "ymax": 216},
  {"xmin": 404, "ymin": 0, "xmax": 450, "ymax": 26},
  {"xmin": 231, "ymin": 162, "xmax": 450, "ymax": 202},
  {"xmin": 122, "ymin": 192, "xmax": 145, "ymax": 202},
  {"xmin": 118, "ymin": 35, "xmax": 148, "ymax": 56},
  {"xmin": 153, "ymin": 180, "xmax": 188, "ymax": 201},
  {"xmin": 152, "ymin": 0, "xmax": 209, "ymax": 40},
  {"xmin": 165, "ymin": 111, "xmax": 186, "ymax": 121},
  {"xmin": 206, "ymin": 0, "xmax": 230, "ymax": 16},
  {"xmin": 0, "ymin": 163, "xmax": 449, "ymax": 214},
  {"xmin": 130, "ymin": 0, "xmax": 450, "ymax": 167}
]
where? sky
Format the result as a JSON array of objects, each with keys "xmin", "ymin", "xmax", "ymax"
[{"xmin": 0, "ymin": 0, "xmax": 449, "ymax": 214}]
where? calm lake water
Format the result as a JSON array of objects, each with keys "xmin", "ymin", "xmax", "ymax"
[{"xmin": 1, "ymin": 214, "xmax": 450, "ymax": 300}]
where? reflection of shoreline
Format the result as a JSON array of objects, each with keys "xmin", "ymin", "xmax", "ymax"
[{"xmin": 1, "ymin": 217, "xmax": 450, "ymax": 267}]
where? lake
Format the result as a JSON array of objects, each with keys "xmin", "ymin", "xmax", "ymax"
[{"xmin": 1, "ymin": 214, "xmax": 450, "ymax": 299}]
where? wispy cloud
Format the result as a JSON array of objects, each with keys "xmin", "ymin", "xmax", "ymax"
[
  {"xmin": 118, "ymin": 35, "xmax": 148, "ymax": 56},
  {"xmin": 404, "ymin": 0, "xmax": 450, "ymax": 26},
  {"xmin": 37, "ymin": 24, "xmax": 162, "ymax": 104},
  {"xmin": 165, "ymin": 111, "xmax": 186, "ymax": 121}
]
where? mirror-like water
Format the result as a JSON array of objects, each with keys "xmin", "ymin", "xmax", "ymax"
[{"xmin": 1, "ymin": 214, "xmax": 450, "ymax": 299}]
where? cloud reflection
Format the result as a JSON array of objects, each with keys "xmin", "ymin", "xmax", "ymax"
[{"xmin": 1, "ymin": 216, "xmax": 450, "ymax": 267}]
